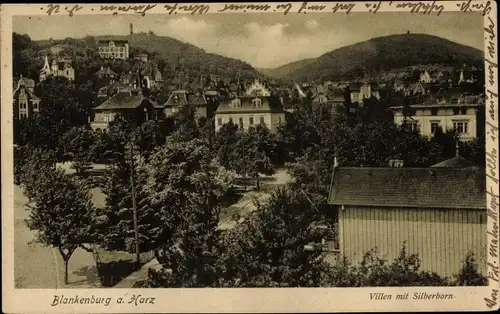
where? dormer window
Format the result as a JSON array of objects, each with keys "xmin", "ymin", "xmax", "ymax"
[
  {"xmin": 252, "ymin": 98, "xmax": 262, "ymax": 108},
  {"xmin": 231, "ymin": 98, "xmax": 241, "ymax": 108},
  {"xmin": 174, "ymin": 95, "xmax": 179, "ymax": 103}
]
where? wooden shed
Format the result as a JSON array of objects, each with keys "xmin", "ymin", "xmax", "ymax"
[{"xmin": 328, "ymin": 166, "xmax": 487, "ymax": 278}]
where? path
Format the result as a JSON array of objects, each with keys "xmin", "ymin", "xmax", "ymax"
[
  {"xmin": 14, "ymin": 185, "xmax": 103, "ymax": 288},
  {"xmin": 217, "ymin": 169, "xmax": 292, "ymax": 230}
]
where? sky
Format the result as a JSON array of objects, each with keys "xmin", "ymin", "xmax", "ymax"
[{"xmin": 13, "ymin": 12, "xmax": 484, "ymax": 68}]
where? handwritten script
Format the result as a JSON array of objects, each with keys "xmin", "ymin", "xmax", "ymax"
[
  {"xmin": 483, "ymin": 8, "xmax": 500, "ymax": 311},
  {"xmin": 40, "ymin": 1, "xmax": 496, "ymax": 17}
]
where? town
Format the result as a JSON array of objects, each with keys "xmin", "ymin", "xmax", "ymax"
[{"xmin": 12, "ymin": 21, "xmax": 489, "ymax": 289}]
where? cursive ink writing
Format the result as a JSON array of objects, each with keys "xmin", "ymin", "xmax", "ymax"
[
  {"xmin": 45, "ymin": 4, "xmax": 60, "ymax": 16},
  {"xmin": 275, "ymin": 3, "xmax": 293, "ymax": 15},
  {"xmin": 485, "ymin": 289, "xmax": 498, "ymax": 309},
  {"xmin": 390, "ymin": 0, "xmax": 444, "ymax": 16},
  {"xmin": 298, "ymin": 2, "xmax": 326, "ymax": 14},
  {"xmin": 331, "ymin": 2, "xmax": 356, "ymax": 14},
  {"xmin": 218, "ymin": 3, "xmax": 271, "ymax": 13},
  {"xmin": 65, "ymin": 5, "xmax": 83, "ymax": 17},
  {"xmin": 100, "ymin": 4, "xmax": 157, "ymax": 16},
  {"xmin": 165, "ymin": 3, "xmax": 210, "ymax": 15},
  {"xmin": 365, "ymin": 1, "xmax": 382, "ymax": 14},
  {"xmin": 458, "ymin": 0, "xmax": 492, "ymax": 16}
]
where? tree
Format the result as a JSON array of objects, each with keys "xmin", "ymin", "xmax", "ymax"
[
  {"xmin": 24, "ymin": 167, "xmax": 97, "ymax": 285},
  {"xmin": 232, "ymin": 126, "xmax": 275, "ymax": 191},
  {"xmin": 143, "ymin": 137, "xmax": 233, "ymax": 287},
  {"xmin": 19, "ymin": 146, "xmax": 57, "ymax": 201},
  {"xmin": 134, "ymin": 120, "xmax": 165, "ymax": 158},
  {"xmin": 60, "ymin": 126, "xmax": 97, "ymax": 174},
  {"xmin": 214, "ymin": 122, "xmax": 240, "ymax": 169},
  {"xmin": 215, "ymin": 187, "xmax": 331, "ymax": 287}
]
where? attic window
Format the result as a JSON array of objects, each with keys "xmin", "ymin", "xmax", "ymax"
[
  {"xmin": 231, "ymin": 98, "xmax": 241, "ymax": 108},
  {"xmin": 252, "ymin": 98, "xmax": 262, "ymax": 108},
  {"xmin": 174, "ymin": 95, "xmax": 179, "ymax": 103}
]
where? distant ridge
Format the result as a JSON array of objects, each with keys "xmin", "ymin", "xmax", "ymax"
[{"xmin": 259, "ymin": 34, "xmax": 484, "ymax": 82}]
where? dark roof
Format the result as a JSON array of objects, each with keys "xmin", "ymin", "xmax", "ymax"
[
  {"xmin": 328, "ymin": 167, "xmax": 486, "ymax": 209},
  {"xmin": 215, "ymin": 95, "xmax": 285, "ymax": 114},
  {"xmin": 163, "ymin": 90, "xmax": 207, "ymax": 107},
  {"xmin": 17, "ymin": 77, "xmax": 35, "ymax": 89},
  {"xmin": 431, "ymin": 155, "xmax": 476, "ymax": 168},
  {"xmin": 94, "ymin": 91, "xmax": 159, "ymax": 110},
  {"xmin": 96, "ymin": 67, "xmax": 117, "ymax": 76},
  {"xmin": 349, "ymin": 83, "xmax": 362, "ymax": 91},
  {"xmin": 98, "ymin": 40, "xmax": 129, "ymax": 45}
]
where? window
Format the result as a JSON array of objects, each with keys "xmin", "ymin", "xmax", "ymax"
[
  {"xmin": 20, "ymin": 112, "xmax": 27, "ymax": 119},
  {"xmin": 231, "ymin": 98, "xmax": 241, "ymax": 108},
  {"xmin": 430, "ymin": 108, "xmax": 438, "ymax": 116},
  {"xmin": 430, "ymin": 121, "xmax": 440, "ymax": 134},
  {"xmin": 249, "ymin": 117, "xmax": 254, "ymax": 125},
  {"xmin": 252, "ymin": 98, "xmax": 262, "ymax": 108},
  {"xmin": 229, "ymin": 117, "xmax": 233, "ymax": 124},
  {"xmin": 460, "ymin": 107, "xmax": 467, "ymax": 115},
  {"xmin": 259, "ymin": 116, "xmax": 265, "ymax": 125},
  {"xmin": 217, "ymin": 118, "xmax": 223, "ymax": 126},
  {"xmin": 239, "ymin": 117, "xmax": 244, "ymax": 129},
  {"xmin": 278, "ymin": 116, "xmax": 282, "ymax": 125},
  {"xmin": 453, "ymin": 121, "xmax": 468, "ymax": 134},
  {"xmin": 453, "ymin": 107, "xmax": 460, "ymax": 115},
  {"xmin": 33, "ymin": 103, "xmax": 38, "ymax": 110}
]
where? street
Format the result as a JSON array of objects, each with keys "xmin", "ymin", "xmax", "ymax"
[{"xmin": 14, "ymin": 185, "xmax": 101, "ymax": 288}]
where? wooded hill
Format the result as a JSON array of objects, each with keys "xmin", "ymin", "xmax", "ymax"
[{"xmin": 259, "ymin": 34, "xmax": 484, "ymax": 82}]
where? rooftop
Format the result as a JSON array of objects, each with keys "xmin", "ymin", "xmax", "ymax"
[
  {"xmin": 94, "ymin": 91, "xmax": 160, "ymax": 110},
  {"xmin": 328, "ymin": 167, "xmax": 486, "ymax": 209}
]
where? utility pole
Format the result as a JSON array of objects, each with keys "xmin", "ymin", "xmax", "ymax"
[{"xmin": 129, "ymin": 138, "xmax": 140, "ymax": 267}]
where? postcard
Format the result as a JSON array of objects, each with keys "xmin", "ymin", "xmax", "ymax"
[{"xmin": 1, "ymin": 1, "xmax": 499, "ymax": 313}]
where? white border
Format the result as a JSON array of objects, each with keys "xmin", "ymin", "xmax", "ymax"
[{"xmin": 2, "ymin": 2, "xmax": 499, "ymax": 313}]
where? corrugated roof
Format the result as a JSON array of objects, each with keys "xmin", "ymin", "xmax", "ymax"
[{"xmin": 328, "ymin": 167, "xmax": 486, "ymax": 209}]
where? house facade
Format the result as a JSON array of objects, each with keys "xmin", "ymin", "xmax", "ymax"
[
  {"xmin": 390, "ymin": 95, "xmax": 483, "ymax": 141},
  {"xmin": 214, "ymin": 79, "xmax": 286, "ymax": 133},
  {"xmin": 328, "ymin": 166, "xmax": 487, "ymax": 278},
  {"xmin": 39, "ymin": 55, "xmax": 75, "ymax": 82},
  {"xmin": 90, "ymin": 90, "xmax": 163, "ymax": 131},
  {"xmin": 13, "ymin": 78, "xmax": 41, "ymax": 119},
  {"xmin": 97, "ymin": 40, "xmax": 130, "ymax": 60}
]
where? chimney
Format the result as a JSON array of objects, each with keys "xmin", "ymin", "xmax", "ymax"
[{"xmin": 389, "ymin": 159, "xmax": 404, "ymax": 168}]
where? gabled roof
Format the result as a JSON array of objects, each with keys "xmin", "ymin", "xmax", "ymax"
[
  {"xmin": 94, "ymin": 91, "xmax": 159, "ymax": 110},
  {"xmin": 14, "ymin": 83, "xmax": 40, "ymax": 101},
  {"xmin": 328, "ymin": 167, "xmax": 486, "ymax": 209}
]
